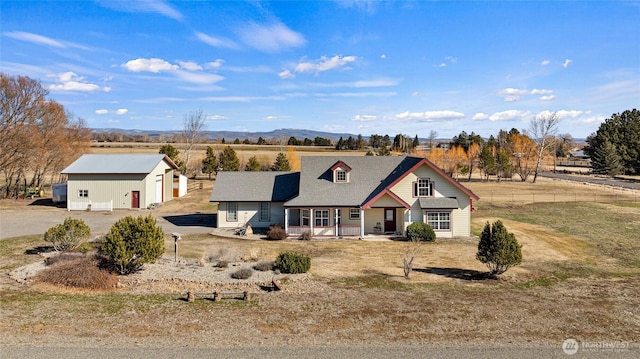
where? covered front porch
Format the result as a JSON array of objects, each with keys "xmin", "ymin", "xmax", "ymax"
[{"xmin": 284, "ymin": 207, "xmax": 410, "ymax": 238}]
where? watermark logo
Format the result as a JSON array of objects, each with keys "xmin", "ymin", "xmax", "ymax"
[
  {"xmin": 562, "ymin": 338, "xmax": 630, "ymax": 355},
  {"xmin": 562, "ymin": 338, "xmax": 579, "ymax": 355}
]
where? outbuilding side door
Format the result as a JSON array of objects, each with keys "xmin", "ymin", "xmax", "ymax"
[{"xmin": 131, "ymin": 191, "xmax": 140, "ymax": 209}]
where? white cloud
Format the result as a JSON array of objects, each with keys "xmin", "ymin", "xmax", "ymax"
[
  {"xmin": 115, "ymin": 108, "xmax": 128, "ymax": 115},
  {"xmin": 279, "ymin": 69, "xmax": 295, "ymax": 79},
  {"xmin": 541, "ymin": 60, "xmax": 551, "ymax": 66},
  {"xmin": 264, "ymin": 116, "xmax": 279, "ymax": 121},
  {"xmin": 537, "ymin": 110, "xmax": 586, "ymax": 120},
  {"xmin": 353, "ymin": 79, "xmax": 398, "ymax": 87},
  {"xmin": 562, "ymin": 59, "xmax": 572, "ymax": 68},
  {"xmin": 294, "ymin": 55, "xmax": 357, "ymax": 74},
  {"xmin": 4, "ymin": 31, "xmax": 89, "ymax": 50},
  {"xmin": 352, "ymin": 115, "xmax": 378, "ymax": 122},
  {"xmin": 445, "ymin": 56, "xmax": 458, "ymax": 64},
  {"xmin": 178, "ymin": 61, "xmax": 202, "ymax": 71},
  {"xmin": 206, "ymin": 114, "xmax": 226, "ymax": 120},
  {"xmin": 582, "ymin": 114, "xmax": 606, "ymax": 124},
  {"xmin": 395, "ymin": 110, "xmax": 464, "ymax": 121},
  {"xmin": 498, "ymin": 88, "xmax": 555, "ymax": 101},
  {"xmin": 5, "ymin": 31, "xmax": 65, "ymax": 48},
  {"xmin": 49, "ymin": 71, "xmax": 104, "ymax": 92},
  {"xmin": 98, "ymin": 0, "xmax": 183, "ymax": 21},
  {"xmin": 195, "ymin": 32, "xmax": 238, "ymax": 49},
  {"xmin": 472, "ymin": 113, "xmax": 490, "ymax": 121},
  {"xmin": 530, "ymin": 89, "xmax": 553, "ymax": 95},
  {"xmin": 174, "ymin": 71, "xmax": 224, "ymax": 84},
  {"xmin": 95, "ymin": 109, "xmax": 108, "ymax": 115},
  {"xmin": 488, "ymin": 110, "xmax": 532, "ymax": 122},
  {"xmin": 380, "ymin": 54, "xmax": 386, "ymax": 59},
  {"xmin": 122, "ymin": 58, "xmax": 179, "ymax": 73},
  {"xmin": 205, "ymin": 59, "xmax": 224, "ymax": 69},
  {"xmin": 237, "ymin": 22, "xmax": 306, "ymax": 53}
]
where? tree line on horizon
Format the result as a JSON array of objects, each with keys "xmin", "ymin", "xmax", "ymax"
[{"xmin": 2, "ymin": 73, "xmax": 638, "ymax": 198}]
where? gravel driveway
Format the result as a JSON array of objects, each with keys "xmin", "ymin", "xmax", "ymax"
[{"xmin": 0, "ymin": 201, "xmax": 215, "ymax": 240}]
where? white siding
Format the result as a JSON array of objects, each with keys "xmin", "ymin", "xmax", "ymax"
[
  {"xmin": 66, "ymin": 160, "xmax": 173, "ymax": 210},
  {"xmin": 388, "ymin": 163, "xmax": 472, "ymax": 238},
  {"xmin": 216, "ymin": 201, "xmax": 285, "ymax": 229}
]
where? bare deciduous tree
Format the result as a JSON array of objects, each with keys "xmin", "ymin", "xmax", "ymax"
[
  {"xmin": 528, "ymin": 112, "xmax": 559, "ymax": 183},
  {"xmin": 402, "ymin": 238, "xmax": 420, "ymax": 279},
  {"xmin": 182, "ymin": 109, "xmax": 206, "ymax": 177}
]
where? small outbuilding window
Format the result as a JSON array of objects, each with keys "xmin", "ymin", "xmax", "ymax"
[{"xmin": 78, "ymin": 189, "xmax": 88, "ymax": 198}]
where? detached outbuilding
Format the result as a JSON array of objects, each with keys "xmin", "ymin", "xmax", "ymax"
[{"xmin": 61, "ymin": 154, "xmax": 180, "ymax": 210}]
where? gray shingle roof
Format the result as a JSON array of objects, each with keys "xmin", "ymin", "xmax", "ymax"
[
  {"xmin": 210, "ymin": 171, "xmax": 299, "ymax": 202},
  {"xmin": 418, "ymin": 197, "xmax": 460, "ymax": 209},
  {"xmin": 61, "ymin": 154, "xmax": 178, "ymax": 174},
  {"xmin": 284, "ymin": 156, "xmax": 423, "ymax": 207}
]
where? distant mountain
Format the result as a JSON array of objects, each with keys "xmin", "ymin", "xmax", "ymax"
[{"xmin": 92, "ymin": 127, "xmax": 363, "ymax": 141}]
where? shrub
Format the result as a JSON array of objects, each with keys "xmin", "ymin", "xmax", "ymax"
[
  {"xmin": 476, "ymin": 220, "xmax": 523, "ymax": 276},
  {"xmin": 266, "ymin": 224, "xmax": 287, "ymax": 240},
  {"xmin": 275, "ymin": 251, "xmax": 311, "ymax": 274},
  {"xmin": 406, "ymin": 222, "xmax": 436, "ymax": 242},
  {"xmin": 44, "ymin": 252, "xmax": 84, "ymax": 266},
  {"xmin": 100, "ymin": 215, "xmax": 165, "ymax": 275},
  {"xmin": 215, "ymin": 260, "xmax": 229, "ymax": 268},
  {"xmin": 231, "ymin": 268, "xmax": 253, "ymax": 279},
  {"xmin": 43, "ymin": 217, "xmax": 91, "ymax": 251},
  {"xmin": 36, "ymin": 255, "xmax": 117, "ymax": 290},
  {"xmin": 254, "ymin": 261, "xmax": 275, "ymax": 271},
  {"xmin": 299, "ymin": 230, "xmax": 312, "ymax": 241}
]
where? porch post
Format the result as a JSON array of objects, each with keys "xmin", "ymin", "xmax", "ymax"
[
  {"xmin": 284, "ymin": 208, "xmax": 289, "ymax": 234},
  {"xmin": 310, "ymin": 208, "xmax": 314, "ymax": 235},
  {"xmin": 335, "ymin": 208, "xmax": 339, "ymax": 237},
  {"xmin": 360, "ymin": 208, "xmax": 365, "ymax": 238},
  {"xmin": 406, "ymin": 208, "xmax": 411, "ymax": 236}
]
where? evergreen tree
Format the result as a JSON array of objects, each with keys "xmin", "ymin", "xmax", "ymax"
[
  {"xmin": 271, "ymin": 152, "xmax": 291, "ymax": 171},
  {"xmin": 244, "ymin": 156, "xmax": 261, "ymax": 171},
  {"xmin": 257, "ymin": 136, "xmax": 266, "ymax": 145},
  {"xmin": 591, "ymin": 139, "xmax": 623, "ymax": 176},
  {"xmin": 378, "ymin": 145, "xmax": 391, "ymax": 156},
  {"xmin": 413, "ymin": 135, "xmax": 420, "ymax": 149},
  {"xmin": 476, "ymin": 220, "xmax": 522, "ymax": 276},
  {"xmin": 479, "ymin": 145, "xmax": 496, "ymax": 180},
  {"xmin": 585, "ymin": 109, "xmax": 640, "ymax": 175},
  {"xmin": 218, "ymin": 146, "xmax": 240, "ymax": 171},
  {"xmin": 159, "ymin": 144, "xmax": 185, "ymax": 173},
  {"xmin": 201, "ymin": 146, "xmax": 217, "ymax": 179}
]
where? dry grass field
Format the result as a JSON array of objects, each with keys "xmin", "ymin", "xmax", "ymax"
[{"xmin": 1, "ymin": 146, "xmax": 639, "ymax": 351}]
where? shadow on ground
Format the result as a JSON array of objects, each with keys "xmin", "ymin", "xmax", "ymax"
[
  {"xmin": 163, "ymin": 213, "xmax": 215, "ymax": 228},
  {"xmin": 416, "ymin": 267, "xmax": 492, "ymax": 281},
  {"xmin": 28, "ymin": 198, "xmax": 65, "ymax": 208}
]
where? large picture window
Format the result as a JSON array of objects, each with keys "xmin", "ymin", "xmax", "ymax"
[
  {"xmin": 314, "ymin": 209, "xmax": 329, "ymax": 227},
  {"xmin": 259, "ymin": 202, "xmax": 270, "ymax": 222},
  {"xmin": 227, "ymin": 202, "xmax": 238, "ymax": 221},
  {"xmin": 414, "ymin": 178, "xmax": 434, "ymax": 197},
  {"xmin": 426, "ymin": 212, "xmax": 450, "ymax": 230}
]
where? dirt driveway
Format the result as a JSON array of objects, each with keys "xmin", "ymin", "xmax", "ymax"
[{"xmin": 0, "ymin": 198, "xmax": 215, "ymax": 240}]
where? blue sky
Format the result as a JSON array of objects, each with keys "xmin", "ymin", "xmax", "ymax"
[{"xmin": 2, "ymin": 1, "xmax": 639, "ymax": 139}]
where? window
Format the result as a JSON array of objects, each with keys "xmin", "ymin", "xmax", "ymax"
[
  {"xmin": 414, "ymin": 178, "xmax": 434, "ymax": 197},
  {"xmin": 314, "ymin": 209, "xmax": 329, "ymax": 227},
  {"xmin": 227, "ymin": 202, "xmax": 238, "ymax": 221},
  {"xmin": 259, "ymin": 202, "xmax": 270, "ymax": 222},
  {"xmin": 426, "ymin": 212, "xmax": 450, "ymax": 230},
  {"xmin": 336, "ymin": 170, "xmax": 347, "ymax": 182},
  {"xmin": 349, "ymin": 208, "xmax": 360, "ymax": 220},
  {"xmin": 301, "ymin": 209, "xmax": 310, "ymax": 226},
  {"xmin": 78, "ymin": 189, "xmax": 88, "ymax": 198}
]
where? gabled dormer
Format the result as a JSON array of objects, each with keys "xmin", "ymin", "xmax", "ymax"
[{"xmin": 330, "ymin": 161, "xmax": 352, "ymax": 183}]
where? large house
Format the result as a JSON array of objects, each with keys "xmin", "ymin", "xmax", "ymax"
[
  {"xmin": 61, "ymin": 154, "xmax": 179, "ymax": 210},
  {"xmin": 210, "ymin": 156, "xmax": 479, "ymax": 238}
]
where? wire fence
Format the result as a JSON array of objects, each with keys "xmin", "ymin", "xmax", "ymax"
[{"xmin": 483, "ymin": 191, "xmax": 639, "ymax": 204}]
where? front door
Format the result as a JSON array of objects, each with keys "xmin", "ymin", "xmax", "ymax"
[
  {"xmin": 384, "ymin": 208, "xmax": 396, "ymax": 233},
  {"xmin": 131, "ymin": 191, "xmax": 140, "ymax": 209}
]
